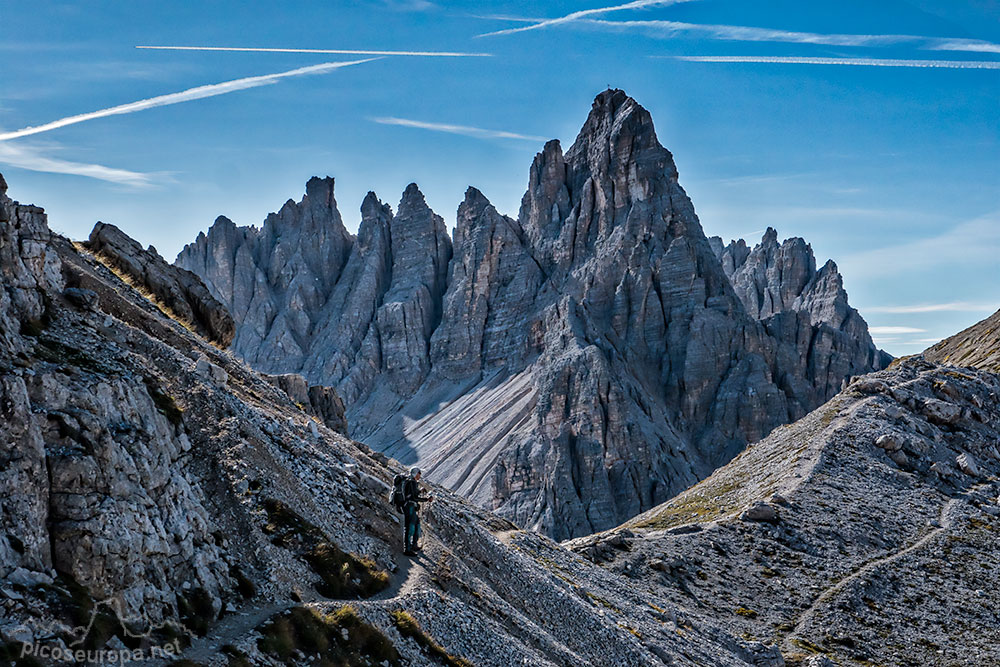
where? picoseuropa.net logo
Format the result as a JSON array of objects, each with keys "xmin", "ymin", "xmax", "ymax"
[{"xmin": 18, "ymin": 640, "xmax": 183, "ymax": 664}]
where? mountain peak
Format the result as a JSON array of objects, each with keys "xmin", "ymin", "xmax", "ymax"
[
  {"xmin": 570, "ymin": 88, "xmax": 658, "ymax": 155},
  {"xmin": 399, "ymin": 182, "xmax": 428, "ymax": 211},
  {"xmin": 305, "ymin": 175, "xmax": 336, "ymax": 208}
]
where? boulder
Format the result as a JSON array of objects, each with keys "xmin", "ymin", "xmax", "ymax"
[
  {"xmin": 63, "ymin": 287, "xmax": 99, "ymax": 311},
  {"xmin": 923, "ymin": 399, "xmax": 962, "ymax": 425},
  {"xmin": 956, "ymin": 453, "xmax": 980, "ymax": 478},
  {"xmin": 740, "ymin": 502, "xmax": 779, "ymax": 523},
  {"xmin": 875, "ymin": 434, "xmax": 903, "ymax": 452}
]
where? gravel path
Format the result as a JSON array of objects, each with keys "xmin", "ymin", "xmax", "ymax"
[{"xmin": 783, "ymin": 482, "xmax": 989, "ymax": 652}]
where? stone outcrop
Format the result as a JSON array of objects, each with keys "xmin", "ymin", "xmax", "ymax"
[
  {"xmin": 178, "ymin": 90, "xmax": 890, "ymax": 540},
  {"xmin": 263, "ymin": 373, "xmax": 347, "ymax": 434},
  {"xmin": 86, "ymin": 222, "xmax": 235, "ymax": 347}
]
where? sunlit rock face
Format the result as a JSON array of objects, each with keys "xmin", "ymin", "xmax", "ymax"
[{"xmin": 178, "ymin": 90, "xmax": 888, "ymax": 540}]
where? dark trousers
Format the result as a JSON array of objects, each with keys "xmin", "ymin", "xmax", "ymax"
[{"xmin": 403, "ymin": 502, "xmax": 421, "ymax": 551}]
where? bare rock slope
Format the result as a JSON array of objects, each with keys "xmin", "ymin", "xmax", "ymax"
[
  {"xmin": 568, "ymin": 352, "xmax": 1000, "ymax": 666},
  {"xmin": 925, "ymin": 307, "xmax": 1000, "ymax": 372},
  {"xmin": 178, "ymin": 90, "xmax": 889, "ymax": 540},
  {"xmin": 0, "ymin": 174, "xmax": 790, "ymax": 666}
]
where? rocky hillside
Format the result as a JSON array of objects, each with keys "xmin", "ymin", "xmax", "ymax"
[
  {"xmin": 0, "ymin": 174, "xmax": 797, "ymax": 666},
  {"xmin": 925, "ymin": 308, "xmax": 1000, "ymax": 372},
  {"xmin": 568, "ymin": 353, "xmax": 1000, "ymax": 666},
  {"xmin": 177, "ymin": 90, "xmax": 889, "ymax": 540}
]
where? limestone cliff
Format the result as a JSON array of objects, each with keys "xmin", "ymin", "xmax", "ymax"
[{"xmin": 178, "ymin": 90, "xmax": 890, "ymax": 539}]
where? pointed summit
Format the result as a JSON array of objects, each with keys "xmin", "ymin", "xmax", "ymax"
[
  {"xmin": 570, "ymin": 88, "xmax": 659, "ymax": 153},
  {"xmin": 305, "ymin": 176, "xmax": 336, "ymax": 208}
]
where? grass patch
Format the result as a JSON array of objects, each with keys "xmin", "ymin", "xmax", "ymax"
[
  {"xmin": 968, "ymin": 517, "xmax": 995, "ymax": 531},
  {"xmin": 42, "ymin": 572, "xmax": 135, "ymax": 651},
  {"xmin": 390, "ymin": 610, "xmax": 472, "ymax": 667},
  {"xmin": 220, "ymin": 645, "xmax": 251, "ymax": 667},
  {"xmin": 0, "ymin": 642, "xmax": 43, "ymax": 667},
  {"xmin": 261, "ymin": 498, "xmax": 323, "ymax": 548},
  {"xmin": 221, "ymin": 645, "xmax": 251, "ymax": 667},
  {"xmin": 790, "ymin": 638, "xmax": 827, "ymax": 655},
  {"xmin": 258, "ymin": 606, "xmax": 399, "ymax": 666},
  {"xmin": 93, "ymin": 255, "xmax": 200, "ymax": 336},
  {"xmin": 304, "ymin": 542, "xmax": 390, "ymax": 599},
  {"xmin": 584, "ymin": 591, "xmax": 621, "ymax": 613},
  {"xmin": 632, "ymin": 478, "xmax": 743, "ymax": 530}
]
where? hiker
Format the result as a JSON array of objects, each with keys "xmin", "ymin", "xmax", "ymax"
[{"xmin": 401, "ymin": 467, "xmax": 432, "ymax": 555}]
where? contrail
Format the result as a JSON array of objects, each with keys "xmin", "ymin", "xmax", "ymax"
[
  {"xmin": 0, "ymin": 58, "xmax": 378, "ymax": 142},
  {"xmin": 371, "ymin": 116, "xmax": 547, "ymax": 141},
  {"xmin": 484, "ymin": 15, "xmax": 1000, "ymax": 54},
  {"xmin": 137, "ymin": 45, "xmax": 492, "ymax": 57},
  {"xmin": 0, "ymin": 141, "xmax": 155, "ymax": 187},
  {"xmin": 670, "ymin": 56, "xmax": 1000, "ymax": 69},
  {"xmin": 477, "ymin": 0, "xmax": 697, "ymax": 38},
  {"xmin": 579, "ymin": 19, "xmax": 1000, "ymax": 52}
]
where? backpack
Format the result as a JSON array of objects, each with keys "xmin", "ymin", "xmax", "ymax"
[{"xmin": 390, "ymin": 474, "xmax": 407, "ymax": 514}]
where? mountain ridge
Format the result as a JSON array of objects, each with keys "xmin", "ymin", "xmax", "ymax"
[{"xmin": 177, "ymin": 89, "xmax": 891, "ymax": 539}]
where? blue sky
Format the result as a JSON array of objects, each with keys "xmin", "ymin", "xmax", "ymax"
[{"xmin": 1, "ymin": 0, "xmax": 997, "ymax": 356}]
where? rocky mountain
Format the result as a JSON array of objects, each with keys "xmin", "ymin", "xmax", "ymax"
[
  {"xmin": 711, "ymin": 229, "xmax": 892, "ymax": 400},
  {"xmin": 178, "ymin": 90, "xmax": 890, "ymax": 540},
  {"xmin": 567, "ymin": 353, "xmax": 1000, "ymax": 666},
  {"xmin": 0, "ymin": 172, "xmax": 805, "ymax": 666},
  {"xmin": 925, "ymin": 307, "xmax": 1000, "ymax": 372}
]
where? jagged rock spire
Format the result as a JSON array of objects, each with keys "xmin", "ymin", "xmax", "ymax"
[{"xmin": 178, "ymin": 90, "xmax": 889, "ymax": 540}]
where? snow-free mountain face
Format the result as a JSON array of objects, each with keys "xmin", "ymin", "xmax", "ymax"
[
  {"xmin": 0, "ymin": 172, "xmax": 793, "ymax": 667},
  {"xmin": 177, "ymin": 90, "xmax": 890, "ymax": 540}
]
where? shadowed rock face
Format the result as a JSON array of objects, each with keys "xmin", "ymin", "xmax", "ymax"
[{"xmin": 178, "ymin": 90, "xmax": 889, "ymax": 540}]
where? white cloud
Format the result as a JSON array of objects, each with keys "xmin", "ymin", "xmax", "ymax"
[
  {"xmin": 371, "ymin": 116, "xmax": 547, "ymax": 142},
  {"xmin": 136, "ymin": 45, "xmax": 490, "ymax": 57},
  {"xmin": 863, "ymin": 302, "xmax": 996, "ymax": 314},
  {"xmin": 477, "ymin": 0, "xmax": 697, "ymax": 38},
  {"xmin": 869, "ymin": 326, "xmax": 927, "ymax": 334},
  {"xmin": 0, "ymin": 58, "xmax": 378, "ymax": 143},
  {"xmin": 671, "ymin": 56, "xmax": 1000, "ymax": 69},
  {"xmin": 839, "ymin": 210, "xmax": 1000, "ymax": 279},
  {"xmin": 928, "ymin": 39, "xmax": 1000, "ymax": 54},
  {"xmin": 0, "ymin": 142, "xmax": 155, "ymax": 187}
]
